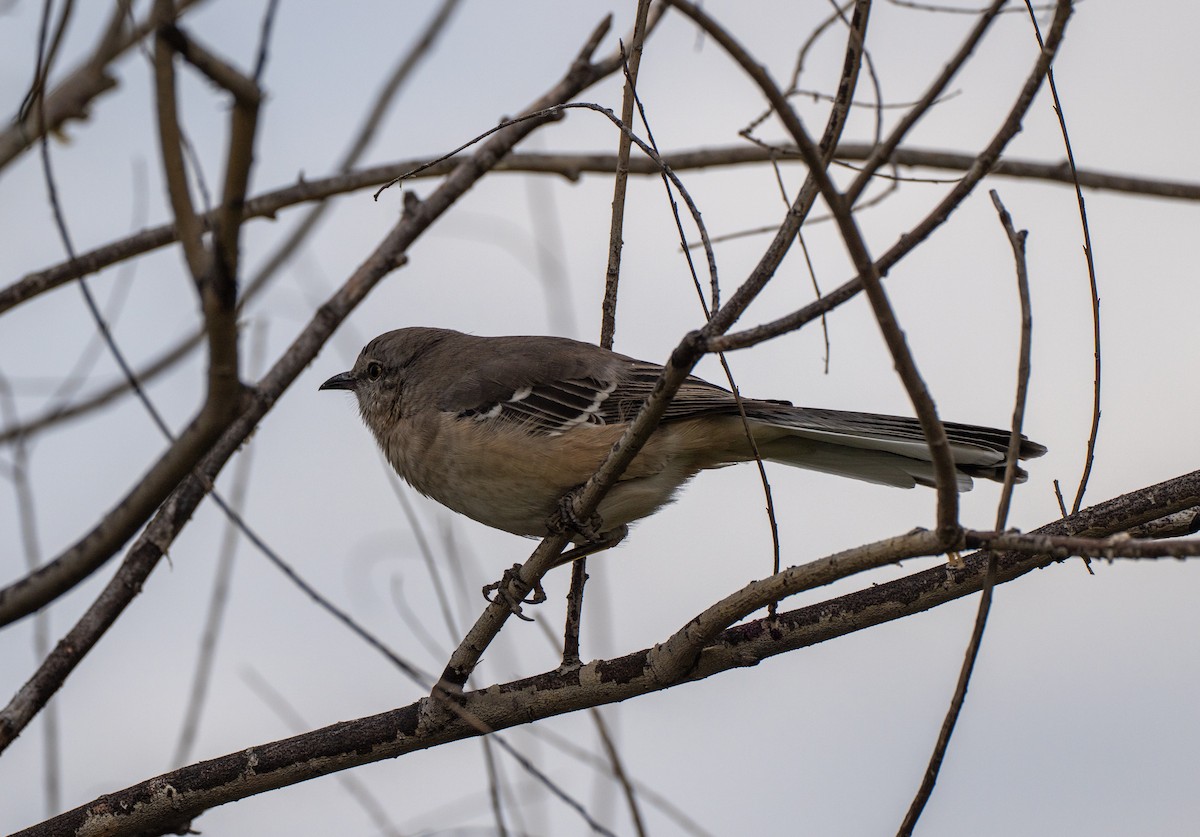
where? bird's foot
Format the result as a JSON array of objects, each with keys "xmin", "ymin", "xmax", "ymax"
[
  {"xmin": 482, "ymin": 563, "xmax": 546, "ymax": 621},
  {"xmin": 549, "ymin": 489, "xmax": 607, "ymax": 542}
]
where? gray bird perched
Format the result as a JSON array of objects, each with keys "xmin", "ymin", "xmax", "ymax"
[{"xmin": 320, "ymin": 327, "xmax": 1045, "ymax": 553}]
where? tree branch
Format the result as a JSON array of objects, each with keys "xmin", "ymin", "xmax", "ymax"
[
  {"xmin": 16, "ymin": 468, "xmax": 1200, "ymax": 837},
  {"xmin": 6, "ymin": 141, "xmax": 1193, "ymax": 320},
  {"xmin": 0, "ymin": 9, "xmax": 633, "ymax": 756}
]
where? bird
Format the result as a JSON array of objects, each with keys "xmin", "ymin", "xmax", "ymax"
[{"xmin": 320, "ymin": 327, "xmax": 1045, "ymax": 556}]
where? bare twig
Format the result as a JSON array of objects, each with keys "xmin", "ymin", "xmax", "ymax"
[
  {"xmin": 592, "ymin": 709, "xmax": 648, "ymax": 837},
  {"xmin": 0, "ymin": 375, "xmax": 60, "ymax": 815},
  {"xmin": 523, "ymin": 722, "xmax": 715, "ymax": 837},
  {"xmin": 845, "ymin": 0, "xmax": 1009, "ymax": 204},
  {"xmin": 19, "ymin": 0, "xmax": 78, "ymax": 126},
  {"xmin": 481, "ymin": 736, "xmax": 511, "ymax": 837},
  {"xmin": 599, "ymin": 3, "xmax": 655, "ymax": 350},
  {"xmin": 667, "ymin": 0, "xmax": 963, "ymax": 539},
  {"xmin": 898, "ymin": 189, "xmax": 1035, "ymax": 836},
  {"xmin": 172, "ymin": 325, "xmax": 267, "ymax": 769},
  {"xmin": 707, "ymin": 3, "xmax": 1074, "ymax": 357},
  {"xmin": 6, "ymin": 139, "xmax": 1192, "ymax": 323},
  {"xmin": 992, "ymin": 192, "xmax": 1035, "ymax": 531},
  {"xmin": 564, "ymin": 0, "xmax": 657, "ymax": 671},
  {"xmin": 1019, "ymin": 0, "xmax": 1103, "ymax": 515}
]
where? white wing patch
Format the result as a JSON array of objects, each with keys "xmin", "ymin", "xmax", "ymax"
[
  {"xmin": 551, "ymin": 379, "xmax": 617, "ymax": 434},
  {"xmin": 462, "ymin": 378, "xmax": 620, "ymax": 435}
]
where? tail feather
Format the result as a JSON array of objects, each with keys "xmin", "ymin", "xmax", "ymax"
[{"xmin": 743, "ymin": 404, "xmax": 1046, "ymax": 490}]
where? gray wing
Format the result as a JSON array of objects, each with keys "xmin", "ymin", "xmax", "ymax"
[{"xmin": 434, "ymin": 335, "xmax": 745, "ymax": 436}]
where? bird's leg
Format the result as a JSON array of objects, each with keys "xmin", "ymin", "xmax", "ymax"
[
  {"xmin": 551, "ymin": 525, "xmax": 629, "ymax": 569},
  {"xmin": 482, "ymin": 563, "xmax": 547, "ymax": 621}
]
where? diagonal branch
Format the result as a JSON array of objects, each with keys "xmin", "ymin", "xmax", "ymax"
[
  {"xmin": 666, "ymin": 0, "xmax": 965, "ymax": 537},
  {"xmin": 0, "ymin": 5, "xmax": 265, "ymax": 629},
  {"xmin": 440, "ymin": 0, "xmax": 872, "ymax": 692},
  {"xmin": 0, "ymin": 10, "xmax": 633, "ymax": 757},
  {"xmin": 707, "ymin": 3, "xmax": 1075, "ymax": 356}
]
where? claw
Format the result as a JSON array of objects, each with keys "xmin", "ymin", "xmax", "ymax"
[
  {"xmin": 549, "ymin": 489, "xmax": 606, "ymax": 542},
  {"xmin": 482, "ymin": 563, "xmax": 546, "ymax": 621}
]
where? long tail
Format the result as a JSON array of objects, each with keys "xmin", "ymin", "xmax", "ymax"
[{"xmin": 744, "ymin": 405, "xmax": 1047, "ymax": 490}]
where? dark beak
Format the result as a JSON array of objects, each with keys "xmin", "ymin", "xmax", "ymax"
[{"xmin": 319, "ymin": 371, "xmax": 356, "ymax": 392}]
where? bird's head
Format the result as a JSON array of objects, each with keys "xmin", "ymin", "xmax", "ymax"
[{"xmin": 319, "ymin": 327, "xmax": 451, "ymax": 433}]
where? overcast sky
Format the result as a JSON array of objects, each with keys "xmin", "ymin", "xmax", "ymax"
[{"xmin": 2, "ymin": 2, "xmax": 1199, "ymax": 835}]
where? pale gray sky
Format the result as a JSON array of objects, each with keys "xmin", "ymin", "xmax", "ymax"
[{"xmin": 2, "ymin": 2, "xmax": 1198, "ymax": 835}]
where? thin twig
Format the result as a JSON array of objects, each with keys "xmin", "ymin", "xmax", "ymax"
[
  {"xmin": 1019, "ymin": 0, "xmax": 1102, "ymax": 516},
  {"xmin": 536, "ymin": 615, "xmax": 652, "ymax": 836},
  {"xmin": 897, "ymin": 189, "xmax": 1035, "ymax": 836},
  {"xmin": 706, "ymin": 2, "xmax": 1074, "ymax": 356},
  {"xmin": 522, "ymin": 722, "xmax": 715, "ymax": 837},
  {"xmin": 592, "ymin": 709, "xmax": 648, "ymax": 837},
  {"xmin": 0, "ymin": 375, "xmax": 60, "ymax": 815},
  {"xmin": 599, "ymin": 4, "xmax": 654, "ymax": 349},
  {"xmin": 481, "ymin": 736, "xmax": 511, "ymax": 837},
  {"xmin": 668, "ymin": 0, "xmax": 963, "ymax": 539},
  {"xmin": 992, "ymin": 192, "xmax": 1035, "ymax": 531},
  {"xmin": 19, "ymin": 0, "xmax": 77, "ymax": 125},
  {"xmin": 845, "ymin": 0, "xmax": 1008, "ymax": 205},
  {"xmin": 564, "ymin": 0, "xmax": 656, "ymax": 671},
  {"xmin": 171, "ymin": 325, "xmax": 267, "ymax": 769},
  {"xmin": 7, "ymin": 139, "xmax": 1193, "ymax": 322}
]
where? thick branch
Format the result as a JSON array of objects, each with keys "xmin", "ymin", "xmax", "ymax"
[{"xmin": 17, "ymin": 469, "xmax": 1200, "ymax": 837}]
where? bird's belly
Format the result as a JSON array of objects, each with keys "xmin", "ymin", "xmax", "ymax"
[{"xmin": 384, "ymin": 418, "xmax": 691, "ymax": 539}]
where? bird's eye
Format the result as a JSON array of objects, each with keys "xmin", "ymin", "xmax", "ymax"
[{"xmin": 365, "ymin": 361, "xmax": 383, "ymax": 381}]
